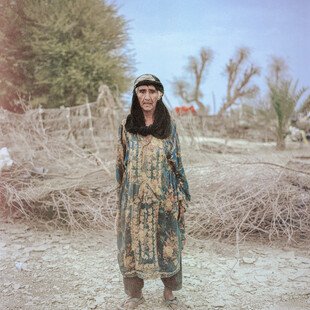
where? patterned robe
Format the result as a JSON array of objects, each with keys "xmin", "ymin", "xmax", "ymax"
[{"xmin": 115, "ymin": 118, "xmax": 191, "ymax": 279}]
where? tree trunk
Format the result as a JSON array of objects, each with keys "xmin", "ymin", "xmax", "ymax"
[
  {"xmin": 217, "ymin": 100, "xmax": 233, "ymax": 117},
  {"xmin": 276, "ymin": 128, "xmax": 286, "ymax": 150}
]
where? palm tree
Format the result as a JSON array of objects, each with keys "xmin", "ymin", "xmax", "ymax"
[{"xmin": 268, "ymin": 79, "xmax": 307, "ymax": 150}]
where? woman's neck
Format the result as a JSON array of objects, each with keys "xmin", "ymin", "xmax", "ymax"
[{"xmin": 143, "ymin": 112, "xmax": 154, "ymax": 126}]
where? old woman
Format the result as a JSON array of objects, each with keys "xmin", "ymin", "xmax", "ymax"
[{"xmin": 116, "ymin": 74, "xmax": 191, "ymax": 309}]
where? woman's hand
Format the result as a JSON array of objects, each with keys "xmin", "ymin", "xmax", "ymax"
[
  {"xmin": 178, "ymin": 201, "xmax": 187, "ymax": 249},
  {"xmin": 177, "ymin": 201, "xmax": 186, "ymax": 221}
]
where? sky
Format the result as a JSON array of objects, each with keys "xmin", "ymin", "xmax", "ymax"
[{"xmin": 111, "ymin": 0, "xmax": 310, "ymax": 113}]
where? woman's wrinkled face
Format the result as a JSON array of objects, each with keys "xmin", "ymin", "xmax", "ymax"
[{"xmin": 136, "ymin": 85, "xmax": 162, "ymax": 114}]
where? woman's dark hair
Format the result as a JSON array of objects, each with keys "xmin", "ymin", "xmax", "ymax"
[{"xmin": 125, "ymin": 81, "xmax": 171, "ymax": 139}]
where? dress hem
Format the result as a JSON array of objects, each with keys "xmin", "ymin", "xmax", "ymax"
[{"xmin": 121, "ymin": 263, "xmax": 181, "ymax": 280}]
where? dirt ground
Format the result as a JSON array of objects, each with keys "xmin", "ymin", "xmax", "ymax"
[
  {"xmin": 1, "ymin": 217, "xmax": 309, "ymax": 310},
  {"xmin": 1, "ymin": 134, "xmax": 310, "ymax": 309}
]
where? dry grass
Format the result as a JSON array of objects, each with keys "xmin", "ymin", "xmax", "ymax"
[{"xmin": 1, "ymin": 100, "xmax": 310, "ymax": 243}]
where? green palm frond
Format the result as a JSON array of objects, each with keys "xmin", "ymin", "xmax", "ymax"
[{"xmin": 298, "ymin": 94, "xmax": 310, "ymax": 113}]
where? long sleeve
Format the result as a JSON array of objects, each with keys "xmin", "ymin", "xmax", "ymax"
[
  {"xmin": 169, "ymin": 122, "xmax": 191, "ymax": 202},
  {"xmin": 115, "ymin": 122, "xmax": 126, "ymax": 186}
]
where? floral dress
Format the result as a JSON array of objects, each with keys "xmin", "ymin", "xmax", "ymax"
[{"xmin": 115, "ymin": 118, "xmax": 191, "ymax": 279}]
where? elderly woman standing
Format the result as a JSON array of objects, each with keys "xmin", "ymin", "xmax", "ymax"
[{"xmin": 116, "ymin": 74, "xmax": 191, "ymax": 310}]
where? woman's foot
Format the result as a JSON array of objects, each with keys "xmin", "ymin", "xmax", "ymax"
[
  {"xmin": 163, "ymin": 287, "xmax": 174, "ymax": 300},
  {"xmin": 163, "ymin": 288, "xmax": 178, "ymax": 309},
  {"xmin": 117, "ymin": 295, "xmax": 145, "ymax": 310},
  {"xmin": 163, "ymin": 296, "xmax": 181, "ymax": 310}
]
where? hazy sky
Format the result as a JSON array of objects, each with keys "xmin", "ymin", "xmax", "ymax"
[{"xmin": 112, "ymin": 0, "xmax": 310, "ymax": 113}]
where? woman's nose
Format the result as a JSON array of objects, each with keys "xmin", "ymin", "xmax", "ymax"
[{"xmin": 144, "ymin": 91, "xmax": 151, "ymax": 100}]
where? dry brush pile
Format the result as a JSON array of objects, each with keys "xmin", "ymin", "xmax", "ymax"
[
  {"xmin": 0, "ymin": 88, "xmax": 123, "ymax": 231},
  {"xmin": 1, "ymin": 101, "xmax": 310, "ymax": 244},
  {"xmin": 186, "ymin": 156, "xmax": 310, "ymax": 243}
]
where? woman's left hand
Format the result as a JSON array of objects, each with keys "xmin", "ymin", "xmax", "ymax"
[{"xmin": 177, "ymin": 202, "xmax": 186, "ymax": 221}]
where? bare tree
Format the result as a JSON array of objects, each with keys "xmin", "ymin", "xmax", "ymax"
[
  {"xmin": 268, "ymin": 56, "xmax": 289, "ymax": 85},
  {"xmin": 172, "ymin": 47, "xmax": 213, "ymax": 113},
  {"xmin": 218, "ymin": 48, "xmax": 260, "ymax": 116}
]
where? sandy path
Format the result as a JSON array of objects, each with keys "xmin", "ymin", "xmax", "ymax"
[{"xmin": 0, "ymin": 219, "xmax": 309, "ymax": 310}]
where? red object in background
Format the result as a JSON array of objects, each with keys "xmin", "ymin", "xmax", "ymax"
[{"xmin": 174, "ymin": 105, "xmax": 197, "ymax": 115}]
